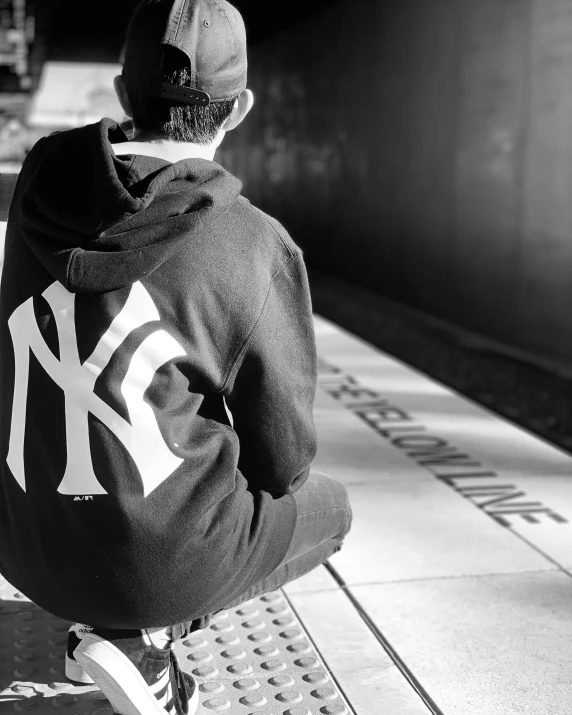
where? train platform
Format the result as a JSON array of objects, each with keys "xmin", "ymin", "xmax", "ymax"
[{"xmin": 1, "ymin": 302, "xmax": 572, "ymax": 714}]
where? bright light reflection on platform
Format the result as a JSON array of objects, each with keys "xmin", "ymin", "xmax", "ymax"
[{"xmin": 319, "ymin": 358, "xmax": 448, "ymax": 396}]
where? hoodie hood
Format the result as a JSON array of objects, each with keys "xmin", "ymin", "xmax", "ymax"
[{"xmin": 20, "ymin": 118, "xmax": 242, "ymax": 293}]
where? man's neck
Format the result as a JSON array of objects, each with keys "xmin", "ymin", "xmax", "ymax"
[{"xmin": 111, "ymin": 132, "xmax": 219, "ymax": 163}]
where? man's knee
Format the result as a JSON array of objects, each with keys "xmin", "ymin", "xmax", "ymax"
[
  {"xmin": 310, "ymin": 471, "xmax": 352, "ymax": 541},
  {"xmin": 336, "ymin": 482, "xmax": 353, "ymax": 541}
]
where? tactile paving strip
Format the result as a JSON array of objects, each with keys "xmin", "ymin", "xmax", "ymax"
[
  {"xmin": 174, "ymin": 590, "xmax": 352, "ymax": 714},
  {"xmin": 0, "ymin": 576, "xmax": 352, "ymax": 715},
  {"xmin": 0, "ymin": 577, "xmax": 41, "ymax": 615}
]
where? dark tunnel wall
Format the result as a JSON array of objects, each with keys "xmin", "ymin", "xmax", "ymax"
[{"xmin": 219, "ymin": 0, "xmax": 572, "ymax": 367}]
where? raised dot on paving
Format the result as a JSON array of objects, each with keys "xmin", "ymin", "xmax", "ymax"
[
  {"xmin": 276, "ymin": 690, "xmax": 303, "ymax": 704},
  {"xmin": 260, "ymin": 659, "xmax": 287, "ymax": 672},
  {"xmin": 279, "ymin": 629, "xmax": 302, "ymax": 640},
  {"xmin": 241, "ymin": 619, "xmax": 265, "ymax": 630},
  {"xmin": 311, "ymin": 686, "xmax": 338, "ymax": 701},
  {"xmin": 236, "ymin": 607, "xmax": 259, "ymax": 617},
  {"xmin": 221, "ymin": 647, "xmax": 246, "ymax": 660},
  {"xmin": 247, "ymin": 631, "xmax": 272, "ymax": 643},
  {"xmin": 182, "ymin": 636, "xmax": 207, "ymax": 648},
  {"xmin": 186, "ymin": 650, "xmax": 212, "ymax": 663},
  {"xmin": 272, "ymin": 616, "xmax": 295, "ymax": 627},
  {"xmin": 260, "ymin": 592, "xmax": 282, "ymax": 603},
  {"xmin": 268, "ymin": 674, "xmax": 295, "ymax": 688},
  {"xmin": 239, "ymin": 693, "xmax": 267, "ymax": 707},
  {"xmin": 233, "ymin": 678, "xmax": 260, "ymax": 690},
  {"xmin": 211, "ymin": 611, "xmax": 230, "ymax": 621},
  {"xmin": 215, "ymin": 634, "xmax": 240, "ymax": 646},
  {"xmin": 47, "ymin": 636, "xmax": 67, "ymax": 648},
  {"xmin": 14, "ymin": 639, "xmax": 36, "ymax": 649},
  {"xmin": 284, "ymin": 708, "xmax": 311, "ymax": 715},
  {"xmin": 321, "ymin": 704, "xmax": 348, "ymax": 715},
  {"xmin": 199, "ymin": 682, "xmax": 225, "ymax": 695},
  {"xmin": 48, "ymin": 663, "xmax": 65, "ymax": 678},
  {"xmin": 10, "ymin": 685, "xmax": 35, "ymax": 696},
  {"xmin": 50, "ymin": 684, "xmax": 73, "ymax": 694},
  {"xmin": 254, "ymin": 645, "xmax": 279, "ymax": 657},
  {"xmin": 202, "ymin": 697, "xmax": 231, "ymax": 711},
  {"xmin": 192, "ymin": 665, "xmax": 219, "ymax": 678},
  {"xmin": 287, "ymin": 642, "xmax": 311, "ymax": 654},
  {"xmin": 17, "ymin": 613, "xmax": 35, "ymax": 621},
  {"xmin": 266, "ymin": 604, "xmax": 289, "ymax": 615},
  {"xmin": 294, "ymin": 656, "xmax": 319, "ymax": 669},
  {"xmin": 12, "ymin": 666, "xmax": 38, "ymax": 679},
  {"xmin": 15, "ymin": 625, "xmax": 35, "ymax": 634},
  {"xmin": 52, "ymin": 694, "xmax": 79, "ymax": 708},
  {"xmin": 303, "ymin": 671, "xmax": 330, "ymax": 685},
  {"xmin": 227, "ymin": 662, "xmax": 253, "ymax": 675},
  {"xmin": 211, "ymin": 622, "xmax": 234, "ymax": 633}
]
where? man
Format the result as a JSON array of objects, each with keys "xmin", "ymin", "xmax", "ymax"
[{"xmin": 0, "ymin": 1, "xmax": 352, "ymax": 713}]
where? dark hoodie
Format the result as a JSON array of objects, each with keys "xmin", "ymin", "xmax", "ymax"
[{"xmin": 0, "ymin": 119, "xmax": 317, "ymax": 628}]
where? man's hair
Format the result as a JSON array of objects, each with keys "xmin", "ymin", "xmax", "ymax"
[{"xmin": 125, "ymin": 51, "xmax": 238, "ymax": 145}]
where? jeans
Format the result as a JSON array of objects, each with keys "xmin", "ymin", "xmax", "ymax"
[{"xmin": 168, "ymin": 472, "xmax": 352, "ymax": 641}]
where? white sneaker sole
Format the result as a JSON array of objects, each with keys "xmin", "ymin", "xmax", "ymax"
[
  {"xmin": 65, "ymin": 654, "xmax": 94, "ymax": 684},
  {"xmin": 74, "ymin": 634, "xmax": 199, "ymax": 715}
]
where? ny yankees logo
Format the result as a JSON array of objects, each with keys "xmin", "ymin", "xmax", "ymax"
[{"xmin": 7, "ymin": 281, "xmax": 185, "ymax": 497}]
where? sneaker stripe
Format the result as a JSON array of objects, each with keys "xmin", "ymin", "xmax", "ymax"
[
  {"xmin": 163, "ymin": 682, "xmax": 173, "ymax": 710},
  {"xmin": 150, "ymin": 670, "xmax": 171, "ymax": 695},
  {"xmin": 156, "ymin": 681, "xmax": 172, "ymax": 709},
  {"xmin": 154, "ymin": 683, "xmax": 169, "ymax": 705}
]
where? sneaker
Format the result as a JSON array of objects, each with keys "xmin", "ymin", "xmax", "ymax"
[
  {"xmin": 65, "ymin": 624, "xmax": 95, "ymax": 684},
  {"xmin": 73, "ymin": 628, "xmax": 199, "ymax": 715}
]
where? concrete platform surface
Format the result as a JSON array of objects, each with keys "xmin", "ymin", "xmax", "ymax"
[
  {"xmin": 1, "ymin": 313, "xmax": 572, "ymax": 714},
  {"xmin": 313, "ymin": 315, "xmax": 572, "ymax": 715}
]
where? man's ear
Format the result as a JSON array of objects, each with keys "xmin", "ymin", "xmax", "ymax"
[
  {"xmin": 223, "ymin": 89, "xmax": 254, "ymax": 132},
  {"xmin": 113, "ymin": 75, "xmax": 134, "ymax": 119}
]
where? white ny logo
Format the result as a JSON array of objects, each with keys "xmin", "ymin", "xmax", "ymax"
[{"xmin": 7, "ymin": 281, "xmax": 185, "ymax": 497}]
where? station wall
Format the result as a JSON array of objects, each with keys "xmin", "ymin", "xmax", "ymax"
[{"xmin": 219, "ymin": 0, "xmax": 572, "ymax": 366}]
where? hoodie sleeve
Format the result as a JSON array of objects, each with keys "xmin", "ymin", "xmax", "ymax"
[{"xmin": 222, "ymin": 252, "xmax": 318, "ymax": 495}]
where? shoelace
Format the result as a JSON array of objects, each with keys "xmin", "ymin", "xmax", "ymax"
[{"xmin": 169, "ymin": 650, "xmax": 189, "ymax": 714}]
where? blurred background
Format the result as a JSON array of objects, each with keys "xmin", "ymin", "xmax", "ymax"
[{"xmin": 1, "ymin": 0, "xmax": 572, "ymax": 450}]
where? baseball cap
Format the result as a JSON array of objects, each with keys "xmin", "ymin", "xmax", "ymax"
[{"xmin": 122, "ymin": 0, "xmax": 247, "ymax": 107}]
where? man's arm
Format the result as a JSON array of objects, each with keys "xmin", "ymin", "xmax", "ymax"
[{"xmin": 222, "ymin": 252, "xmax": 318, "ymax": 495}]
